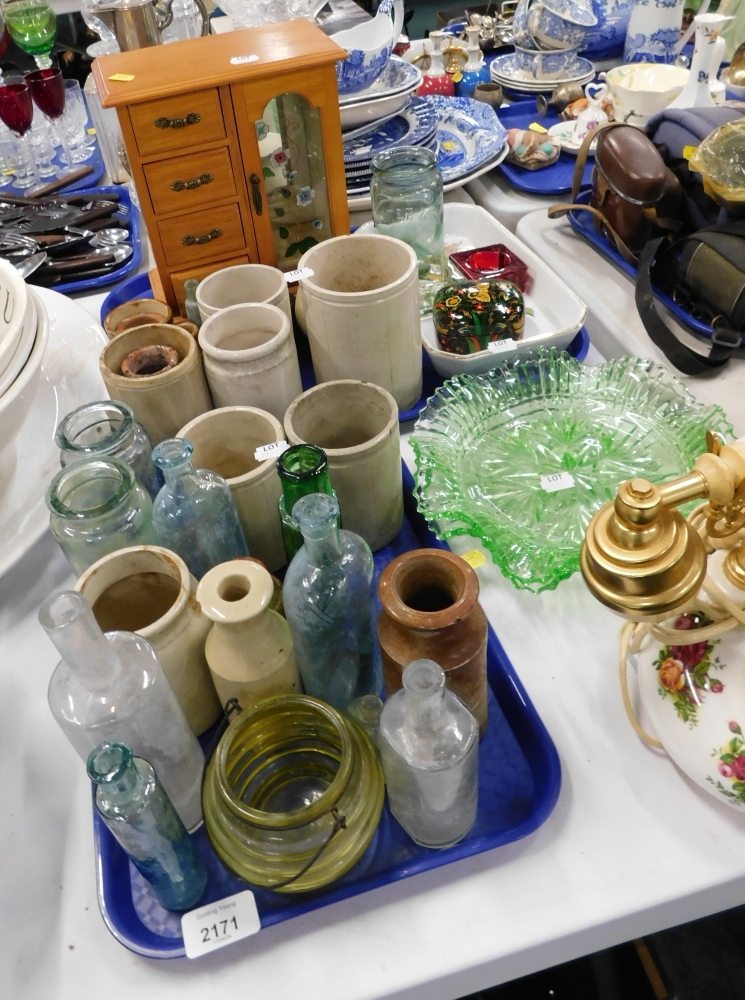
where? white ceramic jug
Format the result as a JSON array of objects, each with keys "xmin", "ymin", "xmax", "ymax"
[{"xmin": 623, "ymin": 0, "xmax": 710, "ymax": 65}]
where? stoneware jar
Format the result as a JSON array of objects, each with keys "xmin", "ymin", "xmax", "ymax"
[
  {"xmin": 195, "ymin": 263, "xmax": 292, "ymax": 324},
  {"xmin": 296, "ymin": 234, "xmax": 421, "ymax": 411},
  {"xmin": 178, "ymin": 406, "xmax": 286, "ymax": 572},
  {"xmin": 197, "ymin": 303, "xmax": 302, "ymax": 422},
  {"xmin": 377, "ymin": 548, "xmax": 489, "ymax": 734},
  {"xmin": 284, "ymin": 380, "xmax": 403, "ymax": 552},
  {"xmin": 100, "ymin": 323, "xmax": 211, "ymax": 445},
  {"xmin": 196, "ymin": 559, "xmax": 301, "ymax": 714},
  {"xmin": 74, "ymin": 544, "xmax": 221, "ymax": 736}
]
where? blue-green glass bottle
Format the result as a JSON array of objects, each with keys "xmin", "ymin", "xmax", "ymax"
[
  {"xmin": 87, "ymin": 740, "xmax": 207, "ymax": 911},
  {"xmin": 152, "ymin": 438, "xmax": 248, "ymax": 579}
]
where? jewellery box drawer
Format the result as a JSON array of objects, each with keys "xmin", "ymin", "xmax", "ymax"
[
  {"xmin": 130, "ymin": 90, "xmax": 225, "ymax": 157},
  {"xmin": 157, "ymin": 202, "xmax": 248, "ymax": 268},
  {"xmin": 144, "ymin": 147, "xmax": 236, "ymax": 216}
]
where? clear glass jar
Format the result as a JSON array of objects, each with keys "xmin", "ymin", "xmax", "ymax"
[
  {"xmin": 46, "ymin": 457, "xmax": 156, "ymax": 575},
  {"xmin": 56, "ymin": 400, "xmax": 160, "ymax": 499},
  {"xmin": 203, "ymin": 694, "xmax": 384, "ymax": 892}
]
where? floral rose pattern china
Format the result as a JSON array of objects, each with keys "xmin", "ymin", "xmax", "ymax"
[
  {"xmin": 652, "ymin": 612, "xmax": 724, "ymax": 727},
  {"xmin": 709, "ymin": 721, "xmax": 745, "ymax": 805}
]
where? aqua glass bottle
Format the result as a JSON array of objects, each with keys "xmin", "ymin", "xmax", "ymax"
[
  {"xmin": 283, "ymin": 493, "xmax": 381, "ymax": 710},
  {"xmin": 46, "ymin": 457, "xmax": 156, "ymax": 575},
  {"xmin": 56, "ymin": 400, "xmax": 161, "ymax": 499},
  {"xmin": 88, "ymin": 741, "xmax": 207, "ymax": 911},
  {"xmin": 152, "ymin": 438, "xmax": 248, "ymax": 580},
  {"xmin": 277, "ymin": 444, "xmax": 338, "ymax": 562}
]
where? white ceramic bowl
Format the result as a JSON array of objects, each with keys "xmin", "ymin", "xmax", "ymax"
[
  {"xmin": 0, "ymin": 258, "xmax": 30, "ymax": 387},
  {"xmin": 605, "ymin": 62, "xmax": 689, "ymax": 127},
  {"xmin": 0, "ymin": 295, "xmax": 37, "ymax": 399},
  {"xmin": 0, "ymin": 289, "xmax": 49, "ymax": 461}
]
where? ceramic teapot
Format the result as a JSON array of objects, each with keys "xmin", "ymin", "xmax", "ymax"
[
  {"xmin": 96, "ymin": 0, "xmax": 207, "ymax": 50},
  {"xmin": 332, "ymin": 0, "xmax": 405, "ymax": 94}
]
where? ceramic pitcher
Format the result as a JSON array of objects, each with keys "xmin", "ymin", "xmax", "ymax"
[
  {"xmin": 581, "ymin": 0, "xmax": 634, "ymax": 61},
  {"xmin": 623, "ymin": 0, "xmax": 710, "ymax": 65}
]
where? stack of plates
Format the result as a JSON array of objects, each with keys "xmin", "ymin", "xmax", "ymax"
[
  {"xmin": 340, "ymin": 56, "xmax": 422, "ymax": 130},
  {"xmin": 490, "ymin": 52, "xmax": 595, "ymax": 93},
  {"xmin": 345, "ymin": 97, "xmax": 439, "ymax": 194}
]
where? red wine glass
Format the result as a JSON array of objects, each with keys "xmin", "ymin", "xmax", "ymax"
[
  {"xmin": 0, "ymin": 76, "xmax": 41, "ymax": 189},
  {"xmin": 25, "ymin": 68, "xmax": 75, "ymax": 179}
]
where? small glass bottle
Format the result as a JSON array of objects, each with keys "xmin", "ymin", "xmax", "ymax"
[
  {"xmin": 283, "ymin": 493, "xmax": 381, "ymax": 710},
  {"xmin": 183, "ymin": 278, "xmax": 202, "ymax": 328},
  {"xmin": 88, "ymin": 740, "xmax": 207, "ymax": 911},
  {"xmin": 347, "ymin": 694, "xmax": 383, "ymax": 751},
  {"xmin": 277, "ymin": 444, "xmax": 338, "ymax": 562},
  {"xmin": 379, "ymin": 658, "xmax": 478, "ymax": 849},
  {"xmin": 46, "ymin": 457, "xmax": 156, "ymax": 575},
  {"xmin": 40, "ymin": 590, "xmax": 204, "ymax": 831},
  {"xmin": 56, "ymin": 400, "xmax": 160, "ymax": 499},
  {"xmin": 152, "ymin": 438, "xmax": 248, "ymax": 580}
]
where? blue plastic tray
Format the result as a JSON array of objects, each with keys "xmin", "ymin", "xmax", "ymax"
[
  {"xmin": 567, "ymin": 189, "xmax": 713, "ymax": 339},
  {"xmin": 497, "ymin": 101, "xmax": 593, "ymax": 197},
  {"xmin": 6, "ymin": 132, "xmax": 105, "ymax": 197},
  {"xmin": 93, "ymin": 463, "xmax": 562, "ymax": 959},
  {"xmin": 100, "ymin": 274, "xmax": 590, "ymax": 423}
]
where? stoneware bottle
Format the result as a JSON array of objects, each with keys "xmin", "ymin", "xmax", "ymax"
[
  {"xmin": 196, "ymin": 559, "xmax": 301, "ymax": 713},
  {"xmin": 377, "ymin": 548, "xmax": 489, "ymax": 735}
]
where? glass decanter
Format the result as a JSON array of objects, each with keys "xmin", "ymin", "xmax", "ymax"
[
  {"xmin": 56, "ymin": 400, "xmax": 160, "ymax": 499},
  {"xmin": 283, "ymin": 493, "xmax": 381, "ymax": 710},
  {"xmin": 88, "ymin": 740, "xmax": 207, "ymax": 911},
  {"xmin": 277, "ymin": 444, "xmax": 338, "ymax": 562},
  {"xmin": 40, "ymin": 590, "xmax": 205, "ymax": 831},
  {"xmin": 379, "ymin": 658, "xmax": 478, "ymax": 849},
  {"xmin": 152, "ymin": 438, "xmax": 248, "ymax": 580}
]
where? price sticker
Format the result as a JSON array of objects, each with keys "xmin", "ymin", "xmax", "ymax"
[
  {"xmin": 461, "ymin": 549, "xmax": 487, "ymax": 569},
  {"xmin": 540, "ymin": 471, "xmax": 575, "ymax": 492},
  {"xmin": 108, "ymin": 73, "xmax": 135, "ymax": 82},
  {"xmin": 230, "ymin": 54, "xmax": 259, "ymax": 64},
  {"xmin": 442, "ymin": 140, "xmax": 457, "ymax": 150},
  {"xmin": 87, "ymin": 127, "xmax": 96, "ymax": 135},
  {"xmin": 181, "ymin": 890, "xmax": 260, "ymax": 959},
  {"xmin": 254, "ymin": 439, "xmax": 289, "ymax": 462},
  {"xmin": 683, "ymin": 144, "xmax": 697, "ymax": 161},
  {"xmin": 486, "ymin": 338, "xmax": 517, "ymax": 355},
  {"xmin": 284, "ymin": 267, "xmax": 314, "ymax": 283},
  {"xmin": 530, "ymin": 122, "xmax": 549, "ymax": 133}
]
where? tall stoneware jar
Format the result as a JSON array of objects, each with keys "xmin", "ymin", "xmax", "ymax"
[
  {"xmin": 377, "ymin": 548, "xmax": 489, "ymax": 735},
  {"xmin": 284, "ymin": 380, "xmax": 403, "ymax": 551},
  {"xmin": 196, "ymin": 559, "xmax": 301, "ymax": 713},
  {"xmin": 100, "ymin": 323, "xmax": 211, "ymax": 445},
  {"xmin": 178, "ymin": 406, "xmax": 286, "ymax": 572},
  {"xmin": 74, "ymin": 545, "xmax": 221, "ymax": 736}
]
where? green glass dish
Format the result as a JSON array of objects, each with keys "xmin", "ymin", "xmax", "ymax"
[{"xmin": 411, "ymin": 350, "xmax": 733, "ymax": 593}]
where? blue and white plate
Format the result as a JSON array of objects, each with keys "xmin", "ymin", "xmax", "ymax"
[
  {"xmin": 490, "ymin": 52, "xmax": 595, "ymax": 89},
  {"xmin": 424, "ymin": 96, "xmax": 507, "ymax": 183},
  {"xmin": 339, "ymin": 56, "xmax": 421, "ymax": 106},
  {"xmin": 343, "ymin": 97, "xmax": 439, "ymax": 164}
]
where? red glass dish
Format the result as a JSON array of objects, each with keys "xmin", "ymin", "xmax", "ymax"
[
  {"xmin": 450, "ymin": 243, "xmax": 531, "ymax": 293},
  {"xmin": 26, "ymin": 68, "xmax": 65, "ymax": 120},
  {"xmin": 0, "ymin": 81, "xmax": 33, "ymax": 136}
]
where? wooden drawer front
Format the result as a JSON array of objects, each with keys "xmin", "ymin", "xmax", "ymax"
[
  {"xmin": 144, "ymin": 147, "xmax": 235, "ymax": 216},
  {"xmin": 158, "ymin": 202, "xmax": 247, "ymax": 268},
  {"xmin": 171, "ymin": 255, "xmax": 250, "ymax": 315},
  {"xmin": 130, "ymin": 90, "xmax": 224, "ymax": 157}
]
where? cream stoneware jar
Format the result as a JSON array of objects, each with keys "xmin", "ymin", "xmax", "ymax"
[
  {"xmin": 74, "ymin": 545, "xmax": 221, "ymax": 735},
  {"xmin": 197, "ymin": 558, "xmax": 301, "ymax": 713},
  {"xmin": 198, "ymin": 302, "xmax": 302, "ymax": 422},
  {"xmin": 195, "ymin": 263, "xmax": 292, "ymax": 324},
  {"xmin": 284, "ymin": 380, "xmax": 403, "ymax": 551},
  {"xmin": 178, "ymin": 406, "xmax": 286, "ymax": 572},
  {"xmin": 296, "ymin": 234, "xmax": 422, "ymax": 411}
]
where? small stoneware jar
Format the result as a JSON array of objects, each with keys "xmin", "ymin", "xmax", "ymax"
[
  {"xmin": 104, "ymin": 298, "xmax": 172, "ymax": 338},
  {"xmin": 284, "ymin": 380, "xmax": 403, "ymax": 552},
  {"xmin": 198, "ymin": 303, "xmax": 302, "ymax": 422},
  {"xmin": 196, "ymin": 559, "xmax": 301, "ymax": 714},
  {"xmin": 195, "ymin": 263, "xmax": 292, "ymax": 324},
  {"xmin": 178, "ymin": 406, "xmax": 286, "ymax": 572},
  {"xmin": 74, "ymin": 544, "xmax": 220, "ymax": 736},
  {"xmin": 100, "ymin": 323, "xmax": 211, "ymax": 446},
  {"xmin": 377, "ymin": 548, "xmax": 489, "ymax": 735}
]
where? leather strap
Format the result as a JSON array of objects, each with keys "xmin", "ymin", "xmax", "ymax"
[
  {"xmin": 571, "ymin": 121, "xmax": 626, "ymax": 203},
  {"xmin": 548, "ymin": 200, "xmax": 639, "ymax": 265}
]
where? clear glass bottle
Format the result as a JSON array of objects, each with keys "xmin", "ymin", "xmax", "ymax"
[
  {"xmin": 379, "ymin": 658, "xmax": 478, "ymax": 849},
  {"xmin": 347, "ymin": 694, "xmax": 383, "ymax": 751},
  {"xmin": 152, "ymin": 438, "xmax": 248, "ymax": 580},
  {"xmin": 183, "ymin": 278, "xmax": 202, "ymax": 328},
  {"xmin": 283, "ymin": 493, "xmax": 381, "ymax": 711},
  {"xmin": 40, "ymin": 590, "xmax": 204, "ymax": 831},
  {"xmin": 88, "ymin": 740, "xmax": 207, "ymax": 911},
  {"xmin": 56, "ymin": 400, "xmax": 160, "ymax": 499},
  {"xmin": 277, "ymin": 444, "xmax": 338, "ymax": 562},
  {"xmin": 46, "ymin": 457, "xmax": 156, "ymax": 575}
]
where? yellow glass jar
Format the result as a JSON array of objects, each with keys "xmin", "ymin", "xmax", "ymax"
[{"xmin": 203, "ymin": 694, "xmax": 384, "ymax": 892}]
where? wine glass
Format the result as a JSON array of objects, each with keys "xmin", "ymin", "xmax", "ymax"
[
  {"xmin": 0, "ymin": 75, "xmax": 41, "ymax": 188},
  {"xmin": 2, "ymin": 0, "xmax": 57, "ymax": 69},
  {"xmin": 25, "ymin": 68, "xmax": 75, "ymax": 179}
]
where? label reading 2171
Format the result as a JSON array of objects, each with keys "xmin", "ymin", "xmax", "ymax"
[{"xmin": 181, "ymin": 890, "xmax": 261, "ymax": 958}]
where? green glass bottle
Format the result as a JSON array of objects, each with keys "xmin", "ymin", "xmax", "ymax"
[{"xmin": 277, "ymin": 444, "xmax": 338, "ymax": 562}]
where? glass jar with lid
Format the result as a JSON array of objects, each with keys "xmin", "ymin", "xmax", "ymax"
[{"xmin": 46, "ymin": 457, "xmax": 156, "ymax": 575}]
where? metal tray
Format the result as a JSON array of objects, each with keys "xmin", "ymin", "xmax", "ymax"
[{"xmin": 93, "ymin": 464, "xmax": 562, "ymax": 959}]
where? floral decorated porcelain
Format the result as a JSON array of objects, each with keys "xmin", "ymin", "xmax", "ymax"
[
  {"xmin": 604, "ymin": 62, "xmax": 689, "ymax": 127},
  {"xmin": 332, "ymin": 0, "xmax": 404, "ymax": 94},
  {"xmin": 528, "ymin": 0, "xmax": 598, "ymax": 51},
  {"xmin": 623, "ymin": 0, "xmax": 709, "ymax": 64}
]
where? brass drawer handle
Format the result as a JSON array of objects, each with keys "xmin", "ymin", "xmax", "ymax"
[
  {"xmin": 249, "ymin": 173, "xmax": 263, "ymax": 216},
  {"xmin": 154, "ymin": 112, "xmax": 201, "ymax": 130},
  {"xmin": 182, "ymin": 228, "xmax": 223, "ymax": 246},
  {"xmin": 170, "ymin": 172, "xmax": 214, "ymax": 192}
]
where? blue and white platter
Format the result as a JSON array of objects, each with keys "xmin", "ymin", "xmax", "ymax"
[
  {"xmin": 339, "ymin": 55, "xmax": 421, "ymax": 106},
  {"xmin": 425, "ymin": 96, "xmax": 507, "ymax": 183},
  {"xmin": 343, "ymin": 97, "xmax": 439, "ymax": 164}
]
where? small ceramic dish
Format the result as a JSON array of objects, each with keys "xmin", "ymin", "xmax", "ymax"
[
  {"xmin": 548, "ymin": 120, "xmax": 597, "ymax": 155},
  {"xmin": 104, "ymin": 298, "xmax": 172, "ymax": 338},
  {"xmin": 490, "ymin": 53, "xmax": 595, "ymax": 90},
  {"xmin": 513, "ymin": 44, "xmax": 582, "ymax": 81}
]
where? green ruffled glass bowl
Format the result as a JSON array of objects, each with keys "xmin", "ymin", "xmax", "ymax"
[{"xmin": 411, "ymin": 350, "xmax": 733, "ymax": 593}]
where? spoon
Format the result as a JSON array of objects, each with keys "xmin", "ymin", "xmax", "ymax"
[
  {"xmin": 14, "ymin": 252, "xmax": 48, "ymax": 278},
  {"xmin": 90, "ymin": 228, "xmax": 131, "ymax": 247}
]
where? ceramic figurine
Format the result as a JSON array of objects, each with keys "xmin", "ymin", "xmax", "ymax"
[
  {"xmin": 572, "ymin": 82, "xmax": 608, "ymax": 144},
  {"xmin": 536, "ymin": 81, "xmax": 585, "ymax": 117},
  {"xmin": 433, "ymin": 278, "xmax": 525, "ymax": 354},
  {"xmin": 505, "ymin": 127, "xmax": 561, "ymax": 169},
  {"xmin": 561, "ymin": 96, "xmax": 589, "ymax": 120},
  {"xmin": 454, "ymin": 26, "xmax": 490, "ymax": 98},
  {"xmin": 624, "ymin": 0, "xmax": 709, "ymax": 64}
]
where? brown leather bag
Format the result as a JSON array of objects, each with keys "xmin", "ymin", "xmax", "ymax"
[{"xmin": 549, "ymin": 121, "xmax": 682, "ymax": 263}]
